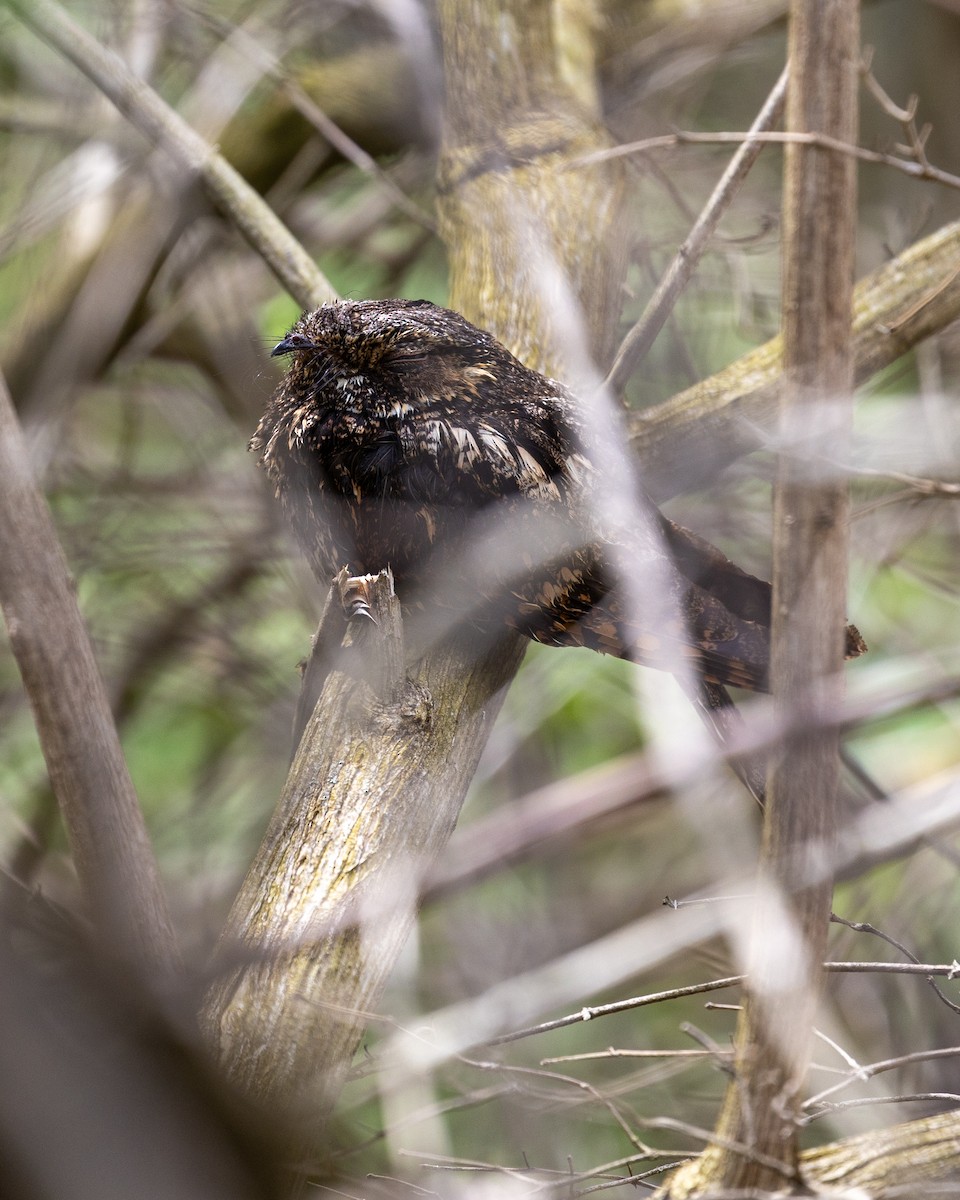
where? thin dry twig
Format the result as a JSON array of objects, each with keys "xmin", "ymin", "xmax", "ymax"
[
  {"xmin": 542, "ymin": 1047, "xmax": 722, "ymax": 1065},
  {"xmin": 805, "ymin": 1046, "xmax": 960, "ymax": 1110},
  {"xmin": 860, "ymin": 46, "xmax": 932, "ymax": 169},
  {"xmin": 489, "ymin": 961, "xmax": 960, "ymax": 1048},
  {"xmin": 426, "ymin": 669, "xmax": 960, "ymax": 902},
  {"xmin": 832, "ymin": 913, "xmax": 960, "ymax": 1015},
  {"xmin": 641, "ymin": 1115, "xmax": 799, "ymax": 1182},
  {"xmin": 460, "ymin": 1055, "xmax": 653, "ymax": 1152},
  {"xmin": 604, "ymin": 65, "xmax": 789, "ymax": 397},
  {"xmin": 802, "ymin": 1093, "xmax": 960, "ymax": 1126},
  {"xmin": 490, "ymin": 977, "xmax": 746, "ymax": 1046},
  {"xmin": 838, "ymin": 461, "xmax": 960, "ymax": 496},
  {"xmin": 401, "ymin": 1146, "xmax": 691, "ymax": 1197},
  {"xmin": 581, "ymin": 129, "xmax": 960, "ymax": 194}
]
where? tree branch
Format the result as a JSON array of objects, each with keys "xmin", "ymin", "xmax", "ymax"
[
  {"xmin": 631, "ymin": 217, "xmax": 960, "ymax": 501},
  {"xmin": 0, "ymin": 368, "xmax": 179, "ymax": 978},
  {"xmin": 664, "ymin": 0, "xmax": 860, "ymax": 1192},
  {"xmin": 605, "ymin": 64, "xmax": 789, "ymax": 397},
  {"xmin": 803, "ymin": 1110, "xmax": 960, "ymax": 1193},
  {"xmin": 201, "ymin": 0, "xmax": 631, "ymax": 1161},
  {"xmin": 4, "ymin": 0, "xmax": 335, "ymax": 311},
  {"xmin": 202, "ymin": 573, "xmax": 525, "ymax": 1142}
]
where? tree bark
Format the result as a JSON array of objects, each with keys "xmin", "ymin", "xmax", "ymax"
[
  {"xmin": 663, "ymin": 1, "xmax": 860, "ymax": 1193},
  {"xmin": 436, "ymin": 0, "xmax": 626, "ymax": 369},
  {"xmin": 202, "ymin": 573, "xmax": 524, "ymax": 1135},
  {"xmin": 802, "ymin": 1109, "xmax": 960, "ymax": 1193}
]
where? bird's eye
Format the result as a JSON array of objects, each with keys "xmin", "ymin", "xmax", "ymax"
[
  {"xmin": 271, "ymin": 331, "xmax": 315, "ymax": 357},
  {"xmin": 387, "ymin": 348, "xmax": 430, "ymax": 369}
]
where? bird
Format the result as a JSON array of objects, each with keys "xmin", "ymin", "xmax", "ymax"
[{"xmin": 251, "ymin": 298, "xmax": 865, "ymax": 753}]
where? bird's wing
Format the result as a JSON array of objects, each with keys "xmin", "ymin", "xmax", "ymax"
[{"xmin": 393, "ymin": 399, "xmax": 577, "ymax": 506}]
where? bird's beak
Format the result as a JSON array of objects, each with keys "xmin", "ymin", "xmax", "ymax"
[{"xmin": 271, "ymin": 333, "xmax": 314, "ymax": 357}]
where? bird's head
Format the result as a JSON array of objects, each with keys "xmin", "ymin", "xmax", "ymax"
[{"xmin": 270, "ymin": 299, "xmax": 522, "ymax": 411}]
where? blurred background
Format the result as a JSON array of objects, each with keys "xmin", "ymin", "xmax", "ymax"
[{"xmin": 1, "ymin": 0, "xmax": 959, "ymax": 1195}]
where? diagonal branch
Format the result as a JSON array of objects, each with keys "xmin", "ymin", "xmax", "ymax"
[
  {"xmin": 631, "ymin": 217, "xmax": 960, "ymax": 500},
  {"xmin": 605, "ymin": 64, "xmax": 789, "ymax": 397},
  {"xmin": 4, "ymin": 0, "xmax": 335, "ymax": 311}
]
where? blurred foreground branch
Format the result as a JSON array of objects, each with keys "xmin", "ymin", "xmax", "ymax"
[
  {"xmin": 633, "ymin": 217, "xmax": 960, "ymax": 500},
  {"xmin": 0, "ymin": 369, "xmax": 178, "ymax": 977},
  {"xmin": 4, "ymin": 0, "xmax": 335, "ymax": 310}
]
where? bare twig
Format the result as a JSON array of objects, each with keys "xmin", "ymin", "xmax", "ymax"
[
  {"xmin": 459, "ymin": 1055, "xmax": 651, "ymax": 1151},
  {"xmin": 642, "ymin": 1115, "xmax": 799, "ymax": 1182},
  {"xmin": 541, "ymin": 1049, "xmax": 722, "ymax": 1065},
  {"xmin": 836, "ymin": 461, "xmax": 960, "ymax": 496},
  {"xmin": 402, "ymin": 1147, "xmax": 691, "ymax": 1196},
  {"xmin": 824, "ymin": 962, "xmax": 960, "ymax": 977},
  {"xmin": 806, "ymin": 1046, "xmax": 960, "ymax": 1110},
  {"xmin": 832, "ymin": 913, "xmax": 960, "ymax": 1015},
  {"xmin": 860, "ymin": 47, "xmax": 934, "ymax": 174},
  {"xmin": 489, "ymin": 977, "xmax": 746, "ymax": 1046},
  {"xmin": 860, "ymin": 48, "xmax": 916, "ymax": 126},
  {"xmin": 802, "ymin": 1093, "xmax": 960, "ymax": 1125},
  {"xmin": 582, "ymin": 130, "xmax": 960, "ymax": 195},
  {"xmin": 605, "ymin": 65, "xmax": 789, "ymax": 396},
  {"xmin": 487, "ymin": 961, "xmax": 960, "ymax": 1050}
]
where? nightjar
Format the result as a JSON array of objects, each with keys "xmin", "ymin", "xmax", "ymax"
[{"xmin": 252, "ymin": 298, "xmax": 865, "ymax": 694}]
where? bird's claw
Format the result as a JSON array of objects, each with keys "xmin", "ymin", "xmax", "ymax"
[{"xmin": 338, "ymin": 574, "xmax": 380, "ymax": 626}]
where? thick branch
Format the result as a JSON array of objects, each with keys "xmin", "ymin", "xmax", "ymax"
[
  {"xmin": 203, "ymin": 573, "xmax": 524, "ymax": 1135},
  {"xmin": 0, "ymin": 369, "xmax": 178, "ymax": 977},
  {"xmin": 802, "ymin": 1109, "xmax": 960, "ymax": 1193}
]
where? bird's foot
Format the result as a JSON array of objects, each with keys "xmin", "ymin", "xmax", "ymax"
[{"xmin": 338, "ymin": 573, "xmax": 381, "ymax": 625}]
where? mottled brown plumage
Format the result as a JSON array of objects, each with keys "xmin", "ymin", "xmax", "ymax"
[{"xmin": 252, "ymin": 298, "xmax": 864, "ymax": 694}]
